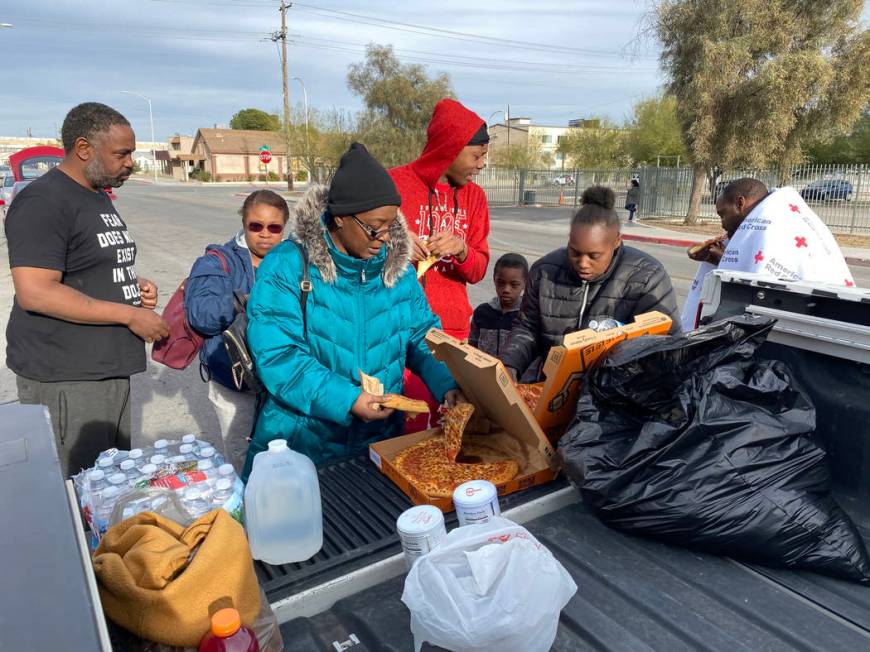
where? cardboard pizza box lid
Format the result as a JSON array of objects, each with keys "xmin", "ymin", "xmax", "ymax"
[
  {"xmin": 534, "ymin": 311, "xmax": 672, "ymax": 432},
  {"xmin": 425, "ymin": 329, "xmax": 559, "ymax": 472}
]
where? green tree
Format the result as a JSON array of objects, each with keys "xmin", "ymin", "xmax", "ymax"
[
  {"xmin": 347, "ymin": 44, "xmax": 454, "ymax": 167},
  {"xmin": 557, "ymin": 120, "xmax": 631, "ymax": 168},
  {"xmin": 805, "ymin": 106, "xmax": 870, "ymax": 164},
  {"xmin": 625, "ymin": 94, "xmax": 686, "ymax": 164},
  {"xmin": 654, "ymin": 0, "xmax": 870, "ymax": 224},
  {"xmin": 229, "ymin": 108, "xmax": 280, "ymax": 132}
]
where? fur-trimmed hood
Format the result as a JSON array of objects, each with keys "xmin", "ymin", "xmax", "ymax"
[{"xmin": 292, "ymin": 184, "xmax": 411, "ymax": 288}]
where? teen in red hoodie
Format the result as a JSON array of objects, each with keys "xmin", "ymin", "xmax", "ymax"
[{"xmin": 390, "ymin": 98, "xmax": 491, "ymax": 430}]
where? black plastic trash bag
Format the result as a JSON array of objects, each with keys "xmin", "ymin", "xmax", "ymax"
[{"xmin": 558, "ymin": 315, "xmax": 870, "ymax": 584}]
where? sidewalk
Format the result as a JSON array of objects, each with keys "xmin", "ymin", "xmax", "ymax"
[{"xmin": 621, "ymin": 220, "xmax": 870, "ymax": 267}]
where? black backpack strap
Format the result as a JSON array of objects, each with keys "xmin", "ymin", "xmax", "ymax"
[{"xmin": 290, "ymin": 240, "xmax": 311, "ymax": 337}]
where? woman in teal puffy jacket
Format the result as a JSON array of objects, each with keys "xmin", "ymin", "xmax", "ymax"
[{"xmin": 243, "ymin": 143, "xmax": 462, "ymax": 479}]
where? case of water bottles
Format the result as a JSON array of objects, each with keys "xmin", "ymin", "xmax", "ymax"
[{"xmin": 72, "ymin": 434, "xmax": 245, "ymax": 549}]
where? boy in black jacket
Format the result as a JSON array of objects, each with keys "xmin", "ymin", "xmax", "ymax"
[{"xmin": 469, "ymin": 253, "xmax": 529, "ymax": 358}]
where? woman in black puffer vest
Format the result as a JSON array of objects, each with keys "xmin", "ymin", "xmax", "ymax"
[{"xmin": 501, "ymin": 186, "xmax": 680, "ymax": 381}]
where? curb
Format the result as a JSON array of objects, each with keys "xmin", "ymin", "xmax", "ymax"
[{"xmin": 621, "ymin": 232, "xmax": 870, "ymax": 268}]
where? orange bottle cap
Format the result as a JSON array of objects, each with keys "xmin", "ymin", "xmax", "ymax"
[{"xmin": 211, "ymin": 607, "xmax": 241, "ymax": 638}]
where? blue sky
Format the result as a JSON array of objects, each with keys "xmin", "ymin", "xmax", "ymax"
[{"xmin": 0, "ymin": 1, "xmax": 689, "ymax": 140}]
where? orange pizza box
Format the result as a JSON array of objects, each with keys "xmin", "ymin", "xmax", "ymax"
[
  {"xmin": 369, "ymin": 329, "xmax": 559, "ymax": 512},
  {"xmin": 533, "ymin": 311, "xmax": 672, "ymax": 439}
]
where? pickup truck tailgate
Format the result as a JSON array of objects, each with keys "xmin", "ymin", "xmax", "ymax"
[{"xmin": 279, "ymin": 499, "xmax": 870, "ymax": 651}]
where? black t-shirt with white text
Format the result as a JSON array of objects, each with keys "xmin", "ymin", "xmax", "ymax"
[{"xmin": 5, "ymin": 167, "xmax": 145, "ymax": 381}]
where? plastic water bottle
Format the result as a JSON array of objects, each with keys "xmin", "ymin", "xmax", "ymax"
[
  {"xmin": 95, "ymin": 485, "xmax": 121, "ymax": 535},
  {"xmin": 244, "ymin": 439, "xmax": 323, "ymax": 565},
  {"xmin": 181, "ymin": 433, "xmax": 197, "ymax": 446},
  {"xmin": 86, "ymin": 469, "xmax": 107, "ymax": 506},
  {"xmin": 150, "ymin": 454, "xmax": 167, "ymax": 467},
  {"xmin": 198, "ymin": 459, "xmax": 215, "ymax": 475},
  {"xmin": 183, "ymin": 487, "xmax": 210, "ymax": 518},
  {"xmin": 119, "ymin": 459, "xmax": 138, "ymax": 482},
  {"xmin": 153, "ymin": 439, "xmax": 170, "ymax": 454},
  {"xmin": 128, "ymin": 448, "xmax": 144, "ymax": 468},
  {"xmin": 199, "ymin": 446, "xmax": 216, "ymax": 461},
  {"xmin": 96, "ymin": 456, "xmax": 115, "ymax": 472},
  {"xmin": 212, "ymin": 478, "xmax": 234, "ymax": 508},
  {"xmin": 139, "ymin": 463, "xmax": 157, "ymax": 487},
  {"xmin": 179, "ymin": 443, "xmax": 196, "ymax": 459},
  {"xmin": 108, "ymin": 472, "xmax": 127, "ymax": 490}
]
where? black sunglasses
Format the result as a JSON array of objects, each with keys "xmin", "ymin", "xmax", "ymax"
[
  {"xmin": 349, "ymin": 214, "xmax": 391, "ymax": 241},
  {"xmin": 246, "ymin": 222, "xmax": 284, "ymax": 234}
]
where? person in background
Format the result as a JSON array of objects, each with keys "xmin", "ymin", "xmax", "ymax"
[
  {"xmin": 5, "ymin": 102, "xmax": 168, "ymax": 477},
  {"xmin": 502, "ymin": 186, "xmax": 680, "ymax": 382},
  {"xmin": 625, "ymin": 179, "xmax": 640, "ymax": 222},
  {"xmin": 389, "ymin": 98, "xmax": 491, "ymax": 431},
  {"xmin": 243, "ymin": 143, "xmax": 463, "ymax": 479},
  {"xmin": 469, "ymin": 253, "xmax": 529, "ymax": 359},
  {"xmin": 680, "ymin": 177, "xmax": 854, "ymax": 330},
  {"xmin": 184, "ymin": 190, "xmax": 289, "ymax": 473}
]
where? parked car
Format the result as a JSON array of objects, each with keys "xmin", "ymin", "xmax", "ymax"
[
  {"xmin": 800, "ymin": 179, "xmax": 853, "ymax": 202},
  {"xmin": 552, "ymin": 174, "xmax": 575, "ymax": 186},
  {"xmin": 0, "ymin": 172, "xmax": 14, "ymax": 217}
]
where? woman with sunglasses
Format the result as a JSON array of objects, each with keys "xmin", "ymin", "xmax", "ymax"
[
  {"xmin": 242, "ymin": 143, "xmax": 462, "ymax": 479},
  {"xmin": 184, "ymin": 189, "xmax": 289, "ymax": 472}
]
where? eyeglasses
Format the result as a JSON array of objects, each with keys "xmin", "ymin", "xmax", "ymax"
[
  {"xmin": 349, "ymin": 214, "xmax": 391, "ymax": 241},
  {"xmin": 246, "ymin": 222, "xmax": 284, "ymax": 234}
]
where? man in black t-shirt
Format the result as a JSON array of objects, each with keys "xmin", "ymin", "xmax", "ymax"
[{"xmin": 5, "ymin": 102, "xmax": 169, "ymax": 477}]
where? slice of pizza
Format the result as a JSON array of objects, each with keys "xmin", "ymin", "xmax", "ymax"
[
  {"xmin": 393, "ymin": 436, "xmax": 519, "ymax": 498},
  {"xmin": 443, "ymin": 402, "xmax": 475, "ymax": 463},
  {"xmin": 416, "ymin": 254, "xmax": 438, "ymax": 279},
  {"xmin": 515, "ymin": 383, "xmax": 545, "ymax": 411},
  {"xmin": 381, "ymin": 395, "xmax": 430, "ymax": 421}
]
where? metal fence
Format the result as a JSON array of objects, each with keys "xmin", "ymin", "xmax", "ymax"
[{"xmin": 476, "ymin": 164, "xmax": 870, "ymax": 234}]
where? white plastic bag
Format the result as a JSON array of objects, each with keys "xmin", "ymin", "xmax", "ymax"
[{"xmin": 401, "ymin": 517, "xmax": 577, "ymax": 652}]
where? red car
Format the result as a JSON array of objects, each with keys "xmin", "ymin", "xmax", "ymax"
[{"xmin": 1, "ymin": 146, "xmax": 116, "ymax": 216}]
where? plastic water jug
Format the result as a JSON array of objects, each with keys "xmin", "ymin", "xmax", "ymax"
[{"xmin": 244, "ymin": 439, "xmax": 323, "ymax": 564}]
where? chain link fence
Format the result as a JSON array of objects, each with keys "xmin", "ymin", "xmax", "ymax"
[{"xmin": 477, "ymin": 164, "xmax": 870, "ymax": 234}]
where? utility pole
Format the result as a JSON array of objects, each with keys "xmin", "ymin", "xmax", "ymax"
[
  {"xmin": 506, "ymin": 104, "xmax": 511, "ymax": 159},
  {"xmin": 272, "ymin": 1, "xmax": 293, "ymax": 189}
]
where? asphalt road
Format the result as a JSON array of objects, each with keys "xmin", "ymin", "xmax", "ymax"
[{"xmin": 2, "ymin": 179, "xmax": 869, "ymax": 449}]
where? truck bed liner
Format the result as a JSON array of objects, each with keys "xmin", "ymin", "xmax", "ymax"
[{"xmin": 279, "ymin": 498, "xmax": 870, "ymax": 651}]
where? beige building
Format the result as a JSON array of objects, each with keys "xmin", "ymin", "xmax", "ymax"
[
  {"xmin": 190, "ymin": 128, "xmax": 295, "ymax": 181},
  {"xmin": 488, "ymin": 118, "xmax": 572, "ymax": 169}
]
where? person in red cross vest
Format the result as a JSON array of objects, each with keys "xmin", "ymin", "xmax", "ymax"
[
  {"xmin": 389, "ymin": 98, "xmax": 491, "ymax": 431},
  {"xmin": 688, "ymin": 178, "xmax": 768, "ymax": 265}
]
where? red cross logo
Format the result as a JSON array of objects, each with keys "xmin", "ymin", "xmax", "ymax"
[
  {"xmin": 754, "ymin": 250, "xmax": 764, "ymax": 264},
  {"xmin": 794, "ymin": 236, "xmax": 808, "ymax": 248},
  {"xmin": 845, "ymin": 279, "xmax": 855, "ymax": 288},
  {"xmin": 789, "ymin": 204, "xmax": 801, "ymax": 213}
]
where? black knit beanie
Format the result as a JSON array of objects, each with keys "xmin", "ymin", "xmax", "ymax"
[
  {"xmin": 327, "ymin": 142, "xmax": 401, "ymax": 216},
  {"xmin": 467, "ymin": 122, "xmax": 489, "ymax": 145}
]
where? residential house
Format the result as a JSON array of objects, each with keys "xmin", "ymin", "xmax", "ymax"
[{"xmin": 190, "ymin": 128, "xmax": 294, "ymax": 181}]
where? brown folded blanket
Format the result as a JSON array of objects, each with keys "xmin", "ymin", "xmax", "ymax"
[{"xmin": 93, "ymin": 510, "xmax": 260, "ymax": 647}]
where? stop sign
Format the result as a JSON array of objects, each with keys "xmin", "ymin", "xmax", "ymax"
[{"xmin": 259, "ymin": 150, "xmax": 272, "ymax": 164}]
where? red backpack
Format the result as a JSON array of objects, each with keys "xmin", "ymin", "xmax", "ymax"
[{"xmin": 151, "ymin": 250, "xmax": 229, "ymax": 370}]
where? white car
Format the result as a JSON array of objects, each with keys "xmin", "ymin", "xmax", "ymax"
[
  {"xmin": 0, "ymin": 173, "xmax": 15, "ymax": 217},
  {"xmin": 552, "ymin": 175, "xmax": 575, "ymax": 186}
]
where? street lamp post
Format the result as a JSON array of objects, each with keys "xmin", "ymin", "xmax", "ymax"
[
  {"xmin": 291, "ymin": 76, "xmax": 310, "ymax": 182},
  {"xmin": 120, "ymin": 90, "xmax": 158, "ymax": 184}
]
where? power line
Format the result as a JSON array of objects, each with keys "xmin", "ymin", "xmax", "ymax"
[{"xmin": 291, "ymin": 2, "xmax": 655, "ymax": 60}]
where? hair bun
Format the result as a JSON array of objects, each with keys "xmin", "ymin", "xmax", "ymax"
[{"xmin": 581, "ymin": 185, "xmax": 615, "ymax": 210}]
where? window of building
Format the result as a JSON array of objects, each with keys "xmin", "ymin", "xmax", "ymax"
[
  {"xmin": 557, "ymin": 135, "xmax": 566, "ymax": 144},
  {"xmin": 541, "ymin": 135, "xmax": 553, "ymax": 144}
]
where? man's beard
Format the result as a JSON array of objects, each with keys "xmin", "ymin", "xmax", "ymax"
[{"xmin": 85, "ymin": 157, "xmax": 129, "ymax": 188}]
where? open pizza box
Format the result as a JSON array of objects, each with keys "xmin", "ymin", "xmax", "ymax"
[
  {"xmin": 532, "ymin": 311, "xmax": 672, "ymax": 440},
  {"xmin": 368, "ymin": 329, "xmax": 559, "ymax": 512}
]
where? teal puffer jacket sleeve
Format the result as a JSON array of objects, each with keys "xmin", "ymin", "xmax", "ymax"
[
  {"xmin": 402, "ymin": 270, "xmax": 458, "ymax": 402},
  {"xmin": 247, "ymin": 243, "xmax": 359, "ymax": 425}
]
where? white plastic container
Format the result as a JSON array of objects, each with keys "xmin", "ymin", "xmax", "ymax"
[
  {"xmin": 244, "ymin": 439, "xmax": 323, "ymax": 565},
  {"xmin": 396, "ymin": 505, "xmax": 447, "ymax": 569},
  {"xmin": 453, "ymin": 480, "xmax": 501, "ymax": 526}
]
